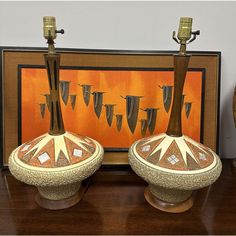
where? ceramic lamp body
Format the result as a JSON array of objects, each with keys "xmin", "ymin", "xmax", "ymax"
[
  {"xmin": 128, "ymin": 22, "xmax": 222, "ymax": 212},
  {"xmin": 9, "ymin": 132, "xmax": 104, "ymax": 202},
  {"xmin": 8, "ymin": 25, "xmax": 104, "ymax": 209},
  {"xmin": 129, "ymin": 133, "xmax": 222, "ymax": 206}
]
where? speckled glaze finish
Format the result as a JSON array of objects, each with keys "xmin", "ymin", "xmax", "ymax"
[
  {"xmin": 149, "ymin": 184, "xmax": 192, "ymax": 203},
  {"xmin": 129, "ymin": 133, "xmax": 222, "ymax": 203},
  {"xmin": 37, "ymin": 183, "xmax": 81, "ymax": 200},
  {"xmin": 9, "ymin": 134, "xmax": 104, "ymax": 200}
]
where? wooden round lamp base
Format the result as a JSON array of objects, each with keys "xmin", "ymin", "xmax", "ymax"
[
  {"xmin": 35, "ymin": 185, "xmax": 86, "ymax": 210},
  {"xmin": 232, "ymin": 159, "xmax": 236, "ymax": 168},
  {"xmin": 144, "ymin": 187, "xmax": 194, "ymax": 213}
]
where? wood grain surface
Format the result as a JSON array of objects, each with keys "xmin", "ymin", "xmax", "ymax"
[{"xmin": 0, "ymin": 159, "xmax": 235, "ymax": 235}]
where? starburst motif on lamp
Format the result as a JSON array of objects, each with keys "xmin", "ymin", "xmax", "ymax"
[
  {"xmin": 18, "ymin": 132, "xmax": 96, "ymax": 167},
  {"xmin": 141, "ymin": 133, "xmax": 209, "ymax": 165}
]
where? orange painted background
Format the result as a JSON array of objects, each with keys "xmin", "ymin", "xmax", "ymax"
[{"xmin": 21, "ymin": 68, "xmax": 203, "ymax": 149}]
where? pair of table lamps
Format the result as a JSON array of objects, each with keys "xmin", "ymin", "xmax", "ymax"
[{"xmin": 8, "ymin": 16, "xmax": 222, "ymax": 213}]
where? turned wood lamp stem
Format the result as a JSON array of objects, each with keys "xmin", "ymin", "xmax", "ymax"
[
  {"xmin": 166, "ymin": 55, "xmax": 190, "ymax": 136},
  {"xmin": 43, "ymin": 16, "xmax": 65, "ymax": 135},
  {"xmin": 166, "ymin": 17, "xmax": 200, "ymax": 137}
]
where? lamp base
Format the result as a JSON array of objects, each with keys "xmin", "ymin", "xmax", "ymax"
[
  {"xmin": 232, "ymin": 159, "xmax": 236, "ymax": 168},
  {"xmin": 144, "ymin": 187, "xmax": 193, "ymax": 213},
  {"xmin": 35, "ymin": 183, "xmax": 88, "ymax": 210}
]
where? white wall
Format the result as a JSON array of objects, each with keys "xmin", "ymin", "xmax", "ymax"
[{"xmin": 0, "ymin": 1, "xmax": 235, "ymax": 158}]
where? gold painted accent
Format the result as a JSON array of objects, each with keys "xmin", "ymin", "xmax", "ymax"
[
  {"xmin": 43, "ymin": 16, "xmax": 56, "ymax": 54},
  {"xmin": 43, "ymin": 16, "xmax": 57, "ymax": 40},
  {"xmin": 178, "ymin": 17, "xmax": 193, "ymax": 42},
  {"xmin": 43, "ymin": 16, "xmax": 64, "ymax": 54},
  {"xmin": 172, "ymin": 17, "xmax": 200, "ymax": 55}
]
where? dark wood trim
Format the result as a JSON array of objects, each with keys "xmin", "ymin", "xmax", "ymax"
[
  {"xmin": 44, "ymin": 54, "xmax": 65, "ymax": 135},
  {"xmin": 217, "ymin": 52, "xmax": 222, "ymax": 154},
  {"xmin": 166, "ymin": 55, "xmax": 191, "ymax": 136},
  {"xmin": 0, "ymin": 48, "xmax": 3, "ymax": 167},
  {"xmin": 0, "ymin": 46, "xmax": 222, "ymax": 59}
]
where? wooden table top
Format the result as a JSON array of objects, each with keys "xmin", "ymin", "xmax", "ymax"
[{"xmin": 0, "ymin": 159, "xmax": 235, "ymax": 235}]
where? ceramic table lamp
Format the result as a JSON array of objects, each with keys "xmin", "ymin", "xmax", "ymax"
[
  {"xmin": 9, "ymin": 16, "xmax": 104, "ymax": 210},
  {"xmin": 128, "ymin": 17, "xmax": 222, "ymax": 213}
]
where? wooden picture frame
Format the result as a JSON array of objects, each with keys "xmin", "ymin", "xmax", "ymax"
[{"xmin": 0, "ymin": 47, "xmax": 221, "ymax": 167}]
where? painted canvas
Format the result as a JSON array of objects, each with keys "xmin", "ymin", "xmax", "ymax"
[{"xmin": 19, "ymin": 67, "xmax": 204, "ymax": 150}]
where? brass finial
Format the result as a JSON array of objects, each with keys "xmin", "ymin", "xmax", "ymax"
[
  {"xmin": 173, "ymin": 17, "xmax": 200, "ymax": 55},
  {"xmin": 43, "ymin": 16, "xmax": 64, "ymax": 54}
]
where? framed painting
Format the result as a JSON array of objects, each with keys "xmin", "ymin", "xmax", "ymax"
[{"xmin": 0, "ymin": 47, "xmax": 221, "ymax": 167}]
